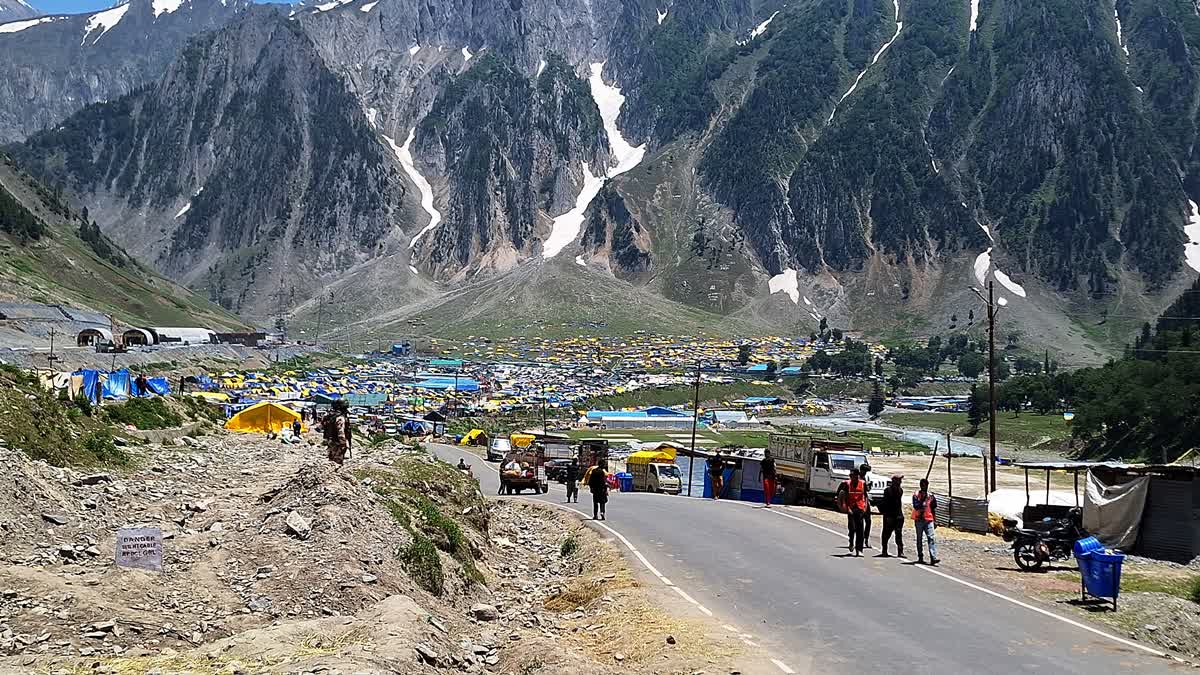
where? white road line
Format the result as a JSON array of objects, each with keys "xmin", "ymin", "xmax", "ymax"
[
  {"xmin": 771, "ymin": 657, "xmax": 797, "ymax": 673},
  {"xmin": 739, "ymin": 501, "xmax": 1167, "ymax": 659}
]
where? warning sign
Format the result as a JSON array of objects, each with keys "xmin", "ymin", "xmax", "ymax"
[{"xmin": 114, "ymin": 527, "xmax": 163, "ymax": 572}]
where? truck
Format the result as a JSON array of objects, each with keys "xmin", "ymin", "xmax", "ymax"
[
  {"xmin": 576, "ymin": 438, "xmax": 609, "ymax": 469},
  {"xmin": 769, "ymin": 434, "xmax": 886, "ymax": 506},
  {"xmin": 626, "ymin": 450, "xmax": 682, "ymax": 494},
  {"xmin": 498, "ymin": 445, "xmax": 548, "ymax": 495}
]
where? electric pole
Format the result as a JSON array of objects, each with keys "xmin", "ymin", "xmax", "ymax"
[{"xmin": 687, "ymin": 359, "xmax": 701, "ymax": 497}]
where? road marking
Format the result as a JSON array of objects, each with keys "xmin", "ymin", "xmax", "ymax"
[
  {"xmin": 739, "ymin": 501, "xmax": 1167, "ymax": 659},
  {"xmin": 771, "ymin": 658, "xmax": 797, "ymax": 673}
]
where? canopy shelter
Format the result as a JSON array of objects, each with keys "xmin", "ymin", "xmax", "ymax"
[
  {"xmin": 225, "ymin": 402, "xmax": 305, "ymax": 434},
  {"xmin": 627, "ymin": 448, "xmax": 678, "ymax": 465},
  {"xmin": 460, "ymin": 429, "xmax": 489, "ymax": 446}
]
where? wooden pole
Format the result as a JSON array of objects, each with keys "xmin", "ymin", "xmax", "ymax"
[
  {"xmin": 687, "ymin": 359, "xmax": 701, "ymax": 496},
  {"xmin": 987, "ymin": 280, "xmax": 998, "ymax": 493},
  {"xmin": 925, "ymin": 441, "xmax": 939, "ymax": 481},
  {"xmin": 946, "ymin": 431, "xmax": 954, "ymax": 525}
]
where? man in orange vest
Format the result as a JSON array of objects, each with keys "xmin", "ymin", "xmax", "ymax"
[
  {"xmin": 912, "ymin": 478, "xmax": 940, "ymax": 565},
  {"xmin": 841, "ymin": 467, "xmax": 869, "ymax": 556}
]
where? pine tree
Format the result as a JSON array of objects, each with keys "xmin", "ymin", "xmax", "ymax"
[
  {"xmin": 868, "ymin": 379, "xmax": 885, "ymax": 418},
  {"xmin": 967, "ymin": 384, "xmax": 984, "ymax": 434}
]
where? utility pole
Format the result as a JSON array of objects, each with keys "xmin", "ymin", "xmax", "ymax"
[
  {"xmin": 972, "ymin": 280, "xmax": 1000, "ymax": 494},
  {"xmin": 541, "ymin": 385, "xmax": 548, "ymax": 437},
  {"xmin": 687, "ymin": 359, "xmax": 701, "ymax": 497}
]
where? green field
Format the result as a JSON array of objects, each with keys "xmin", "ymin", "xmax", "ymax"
[
  {"xmin": 581, "ymin": 381, "xmax": 790, "ymax": 410},
  {"xmin": 883, "ymin": 411, "xmax": 1072, "ymax": 451}
]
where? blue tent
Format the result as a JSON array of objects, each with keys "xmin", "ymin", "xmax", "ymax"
[
  {"xmin": 102, "ymin": 369, "xmax": 131, "ymax": 400},
  {"xmin": 78, "ymin": 370, "xmax": 101, "ymax": 404},
  {"xmin": 147, "ymin": 377, "xmax": 170, "ymax": 396}
]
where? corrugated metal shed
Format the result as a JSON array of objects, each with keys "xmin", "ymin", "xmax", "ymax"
[{"xmin": 1139, "ymin": 478, "xmax": 1198, "ymax": 562}]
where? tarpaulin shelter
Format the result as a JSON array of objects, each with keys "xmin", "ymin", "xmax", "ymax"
[
  {"xmin": 225, "ymin": 402, "xmax": 305, "ymax": 433},
  {"xmin": 78, "ymin": 369, "xmax": 101, "ymax": 403},
  {"xmin": 102, "ymin": 369, "xmax": 131, "ymax": 400},
  {"xmin": 627, "ymin": 449, "xmax": 678, "ymax": 465},
  {"xmin": 460, "ymin": 429, "xmax": 488, "ymax": 446}
]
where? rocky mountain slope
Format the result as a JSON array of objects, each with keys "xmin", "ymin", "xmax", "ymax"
[
  {"xmin": 0, "ymin": 0, "xmax": 37, "ymax": 24},
  {"xmin": 8, "ymin": 0, "xmax": 1200, "ymax": 358},
  {"xmin": 0, "ymin": 152, "xmax": 243, "ymax": 331},
  {"xmin": 0, "ymin": 0, "xmax": 250, "ymax": 143}
]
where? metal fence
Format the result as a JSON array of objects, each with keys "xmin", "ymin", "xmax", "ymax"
[{"xmin": 934, "ymin": 493, "xmax": 990, "ymax": 533}]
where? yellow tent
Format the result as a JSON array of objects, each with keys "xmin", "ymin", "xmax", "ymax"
[
  {"xmin": 225, "ymin": 402, "xmax": 305, "ymax": 434},
  {"xmin": 459, "ymin": 429, "xmax": 488, "ymax": 446}
]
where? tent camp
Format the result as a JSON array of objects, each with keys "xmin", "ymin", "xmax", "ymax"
[
  {"xmin": 225, "ymin": 402, "xmax": 305, "ymax": 434},
  {"xmin": 459, "ymin": 429, "xmax": 489, "ymax": 446}
]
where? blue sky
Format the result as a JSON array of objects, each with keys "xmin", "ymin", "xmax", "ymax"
[{"xmin": 33, "ymin": 0, "xmax": 289, "ymax": 15}]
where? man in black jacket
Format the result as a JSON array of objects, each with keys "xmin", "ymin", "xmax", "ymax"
[
  {"xmin": 879, "ymin": 474, "xmax": 905, "ymax": 558},
  {"xmin": 760, "ymin": 450, "xmax": 777, "ymax": 508},
  {"xmin": 564, "ymin": 460, "xmax": 580, "ymax": 503}
]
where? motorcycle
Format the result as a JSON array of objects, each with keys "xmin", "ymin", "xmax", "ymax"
[{"xmin": 1002, "ymin": 508, "xmax": 1086, "ymax": 571}]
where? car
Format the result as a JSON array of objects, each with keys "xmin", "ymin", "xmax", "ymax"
[
  {"xmin": 487, "ymin": 437, "xmax": 511, "ymax": 462},
  {"xmin": 544, "ymin": 459, "xmax": 573, "ymax": 482}
]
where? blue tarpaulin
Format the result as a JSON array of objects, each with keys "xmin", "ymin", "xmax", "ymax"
[
  {"xmin": 147, "ymin": 377, "xmax": 170, "ymax": 395},
  {"xmin": 102, "ymin": 369, "xmax": 130, "ymax": 400},
  {"xmin": 79, "ymin": 370, "xmax": 101, "ymax": 404}
]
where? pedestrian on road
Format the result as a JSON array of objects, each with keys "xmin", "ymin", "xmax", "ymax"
[
  {"xmin": 912, "ymin": 478, "xmax": 940, "ymax": 565},
  {"xmin": 565, "ymin": 460, "xmax": 580, "ymax": 503},
  {"xmin": 760, "ymin": 449, "xmax": 777, "ymax": 508},
  {"xmin": 588, "ymin": 461, "xmax": 609, "ymax": 520},
  {"xmin": 708, "ymin": 451, "xmax": 725, "ymax": 499},
  {"xmin": 860, "ymin": 462, "xmax": 874, "ymax": 547},
  {"xmin": 841, "ymin": 467, "xmax": 868, "ymax": 556},
  {"xmin": 880, "ymin": 474, "xmax": 905, "ymax": 558},
  {"xmin": 292, "ymin": 418, "xmax": 303, "ymax": 440}
]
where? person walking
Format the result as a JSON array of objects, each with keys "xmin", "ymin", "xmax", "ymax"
[
  {"xmin": 842, "ymin": 467, "xmax": 868, "ymax": 556},
  {"xmin": 708, "ymin": 451, "xmax": 725, "ymax": 499},
  {"xmin": 760, "ymin": 449, "xmax": 777, "ymax": 507},
  {"xmin": 860, "ymin": 462, "xmax": 874, "ymax": 547},
  {"xmin": 912, "ymin": 478, "xmax": 940, "ymax": 565},
  {"xmin": 564, "ymin": 460, "xmax": 580, "ymax": 503},
  {"xmin": 292, "ymin": 418, "xmax": 303, "ymax": 441},
  {"xmin": 322, "ymin": 400, "xmax": 352, "ymax": 466},
  {"xmin": 588, "ymin": 461, "xmax": 609, "ymax": 520},
  {"xmin": 880, "ymin": 474, "xmax": 905, "ymax": 558}
]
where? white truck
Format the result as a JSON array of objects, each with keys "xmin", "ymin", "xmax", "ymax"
[
  {"xmin": 770, "ymin": 434, "xmax": 886, "ymax": 505},
  {"xmin": 625, "ymin": 449, "xmax": 682, "ymax": 494}
]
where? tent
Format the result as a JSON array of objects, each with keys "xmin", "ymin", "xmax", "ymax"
[
  {"xmin": 459, "ymin": 429, "xmax": 488, "ymax": 446},
  {"xmin": 225, "ymin": 402, "xmax": 305, "ymax": 434},
  {"xmin": 102, "ymin": 369, "xmax": 131, "ymax": 400},
  {"xmin": 627, "ymin": 449, "xmax": 678, "ymax": 465}
]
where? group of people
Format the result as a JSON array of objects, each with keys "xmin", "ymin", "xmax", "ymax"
[{"xmin": 839, "ymin": 463, "xmax": 940, "ymax": 564}]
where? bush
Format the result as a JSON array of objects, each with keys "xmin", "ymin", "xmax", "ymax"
[
  {"xmin": 103, "ymin": 397, "xmax": 183, "ymax": 430},
  {"xmin": 560, "ymin": 535, "xmax": 578, "ymax": 559},
  {"xmin": 402, "ymin": 533, "xmax": 444, "ymax": 596},
  {"xmin": 80, "ymin": 431, "xmax": 127, "ymax": 465},
  {"xmin": 1189, "ymin": 576, "xmax": 1200, "ymax": 605}
]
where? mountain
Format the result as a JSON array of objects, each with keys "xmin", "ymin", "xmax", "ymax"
[
  {"xmin": 0, "ymin": 0, "xmax": 38, "ymax": 24},
  {"xmin": 10, "ymin": 0, "xmax": 1200, "ymax": 361},
  {"xmin": 0, "ymin": 152, "xmax": 244, "ymax": 331},
  {"xmin": 0, "ymin": 0, "xmax": 250, "ymax": 143}
]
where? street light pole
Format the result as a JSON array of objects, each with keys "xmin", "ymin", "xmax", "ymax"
[
  {"xmin": 687, "ymin": 359, "xmax": 701, "ymax": 497},
  {"xmin": 972, "ymin": 280, "xmax": 1001, "ymax": 494}
]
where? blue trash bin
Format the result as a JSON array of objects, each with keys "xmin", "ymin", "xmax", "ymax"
[
  {"xmin": 1075, "ymin": 537, "xmax": 1124, "ymax": 611},
  {"xmin": 617, "ymin": 472, "xmax": 634, "ymax": 492}
]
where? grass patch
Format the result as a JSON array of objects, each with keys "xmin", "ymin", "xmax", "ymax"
[
  {"xmin": 177, "ymin": 395, "xmax": 225, "ymax": 424},
  {"xmin": 581, "ymin": 381, "xmax": 789, "ymax": 410},
  {"xmin": 102, "ymin": 397, "xmax": 184, "ymax": 430},
  {"xmin": 883, "ymin": 411, "xmax": 1071, "ymax": 450},
  {"xmin": 0, "ymin": 369, "xmax": 129, "ymax": 467},
  {"xmin": 1055, "ymin": 571, "xmax": 1200, "ymax": 602},
  {"xmin": 543, "ymin": 579, "xmax": 604, "ymax": 611},
  {"xmin": 401, "ymin": 533, "xmax": 445, "ymax": 596},
  {"xmin": 560, "ymin": 535, "xmax": 579, "ymax": 559}
]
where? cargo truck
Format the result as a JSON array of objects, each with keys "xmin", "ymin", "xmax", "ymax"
[
  {"xmin": 625, "ymin": 449, "xmax": 682, "ymax": 494},
  {"xmin": 769, "ymin": 434, "xmax": 886, "ymax": 505}
]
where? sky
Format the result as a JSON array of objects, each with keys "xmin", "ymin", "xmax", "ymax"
[{"xmin": 29, "ymin": 0, "xmax": 289, "ymax": 16}]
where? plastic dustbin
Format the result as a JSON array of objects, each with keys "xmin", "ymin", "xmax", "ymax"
[
  {"xmin": 1075, "ymin": 537, "xmax": 1124, "ymax": 611},
  {"xmin": 617, "ymin": 472, "xmax": 634, "ymax": 493}
]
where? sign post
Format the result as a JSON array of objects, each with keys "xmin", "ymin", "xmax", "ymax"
[{"xmin": 115, "ymin": 527, "xmax": 163, "ymax": 572}]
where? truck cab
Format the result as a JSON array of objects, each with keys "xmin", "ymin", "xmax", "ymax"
[
  {"xmin": 812, "ymin": 450, "xmax": 886, "ymax": 503},
  {"xmin": 628, "ymin": 462, "xmax": 682, "ymax": 494}
]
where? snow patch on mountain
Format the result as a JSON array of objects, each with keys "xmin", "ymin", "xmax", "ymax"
[
  {"xmin": 409, "ymin": 265, "xmax": 419, "ymax": 275},
  {"xmin": 360, "ymin": 0, "xmax": 377, "ymax": 11},
  {"xmin": 462, "ymin": 46, "xmax": 473, "ymax": 62},
  {"xmin": 973, "ymin": 248, "xmax": 991, "ymax": 286},
  {"xmin": 81, "ymin": 3, "xmax": 130, "ymax": 45},
  {"xmin": 365, "ymin": 107, "xmax": 378, "ymax": 127},
  {"xmin": 408, "ymin": 44, "xmax": 420, "ymax": 55},
  {"xmin": 1185, "ymin": 200, "xmax": 1200, "ymax": 273},
  {"xmin": 543, "ymin": 163, "xmax": 603, "ymax": 259},
  {"xmin": 1114, "ymin": 6, "xmax": 1129, "ymax": 58},
  {"xmin": 994, "ymin": 269, "xmax": 1026, "ymax": 297},
  {"xmin": 152, "ymin": 0, "xmax": 183, "ymax": 18},
  {"xmin": 768, "ymin": 268, "xmax": 800, "ymax": 304},
  {"xmin": 314, "ymin": 0, "xmax": 353, "ymax": 12},
  {"xmin": 0, "ymin": 16, "xmax": 58, "ymax": 33},
  {"xmin": 589, "ymin": 62, "xmax": 645, "ymax": 178},
  {"xmin": 175, "ymin": 202, "xmax": 191, "ymax": 219},
  {"xmin": 575, "ymin": 255, "xmax": 586, "ymax": 266},
  {"xmin": 384, "ymin": 130, "xmax": 442, "ymax": 249},
  {"xmin": 737, "ymin": 10, "xmax": 778, "ymax": 45},
  {"xmin": 828, "ymin": 0, "xmax": 902, "ymax": 123},
  {"xmin": 656, "ymin": 8, "xmax": 666, "ymax": 24},
  {"xmin": 969, "ymin": 0, "xmax": 979, "ymax": 32}
]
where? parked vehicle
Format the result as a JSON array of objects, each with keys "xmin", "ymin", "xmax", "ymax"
[
  {"xmin": 627, "ymin": 458, "xmax": 682, "ymax": 494},
  {"xmin": 1002, "ymin": 508, "xmax": 1087, "ymax": 571},
  {"xmin": 487, "ymin": 437, "xmax": 511, "ymax": 462},
  {"xmin": 769, "ymin": 435, "xmax": 886, "ymax": 505},
  {"xmin": 576, "ymin": 438, "xmax": 610, "ymax": 469},
  {"xmin": 545, "ymin": 459, "xmax": 573, "ymax": 482}
]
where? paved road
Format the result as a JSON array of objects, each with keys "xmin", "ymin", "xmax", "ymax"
[{"xmin": 433, "ymin": 444, "xmax": 1178, "ymax": 674}]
